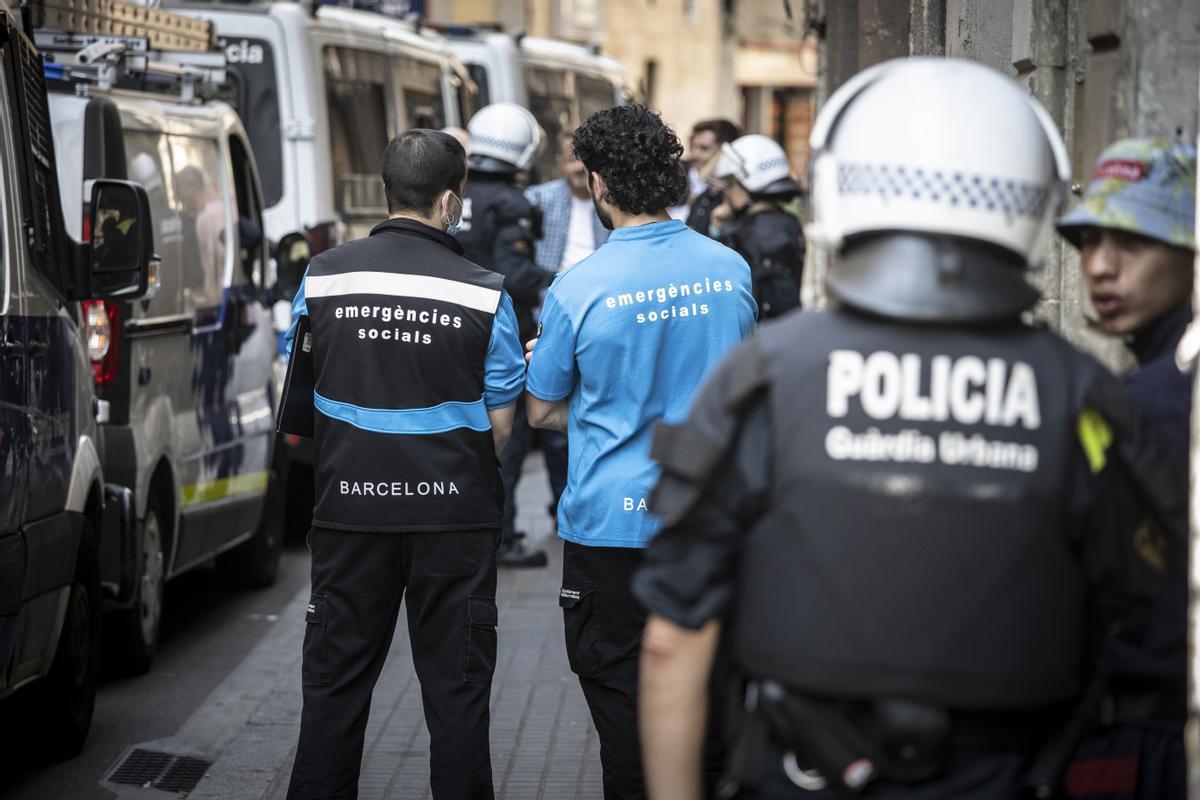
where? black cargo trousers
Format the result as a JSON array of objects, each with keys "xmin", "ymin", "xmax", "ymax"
[
  {"xmin": 560, "ymin": 541, "xmax": 725, "ymax": 800},
  {"xmin": 286, "ymin": 527, "xmax": 499, "ymax": 800}
]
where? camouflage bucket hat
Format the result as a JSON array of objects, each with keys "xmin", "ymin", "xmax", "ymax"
[{"xmin": 1058, "ymin": 137, "xmax": 1196, "ymax": 251}]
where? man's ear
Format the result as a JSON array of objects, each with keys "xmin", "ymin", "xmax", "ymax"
[{"xmin": 590, "ymin": 172, "xmax": 606, "ymax": 198}]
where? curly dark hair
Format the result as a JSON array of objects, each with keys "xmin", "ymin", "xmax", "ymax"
[{"xmin": 571, "ymin": 105, "xmax": 689, "ymax": 215}]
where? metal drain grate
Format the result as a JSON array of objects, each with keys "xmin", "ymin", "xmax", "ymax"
[{"xmin": 107, "ymin": 748, "xmax": 212, "ymax": 793}]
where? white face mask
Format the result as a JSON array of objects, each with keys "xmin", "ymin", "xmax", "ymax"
[{"xmin": 442, "ymin": 191, "xmax": 464, "ymax": 236}]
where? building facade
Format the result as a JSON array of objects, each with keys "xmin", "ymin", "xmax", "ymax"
[{"xmin": 427, "ymin": 0, "xmax": 816, "ymax": 172}]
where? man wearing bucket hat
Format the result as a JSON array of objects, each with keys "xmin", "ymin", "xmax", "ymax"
[
  {"xmin": 709, "ymin": 134, "xmax": 806, "ymax": 318},
  {"xmin": 1055, "ymin": 138, "xmax": 1195, "ymax": 800},
  {"xmin": 1059, "ymin": 138, "xmax": 1196, "ymax": 460},
  {"xmin": 632, "ymin": 59, "xmax": 1186, "ymax": 799}
]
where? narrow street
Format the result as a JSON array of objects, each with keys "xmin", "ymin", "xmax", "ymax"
[{"xmin": 1, "ymin": 457, "xmax": 598, "ymax": 800}]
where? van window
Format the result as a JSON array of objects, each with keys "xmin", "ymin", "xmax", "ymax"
[
  {"xmin": 217, "ymin": 37, "xmax": 283, "ymax": 208},
  {"xmin": 123, "ymin": 130, "xmax": 183, "ymax": 312},
  {"xmin": 325, "ymin": 47, "xmax": 390, "ymax": 225},
  {"xmin": 169, "ymin": 135, "xmax": 230, "ymax": 317},
  {"xmin": 576, "ymin": 73, "xmax": 616, "ymax": 120},
  {"xmin": 523, "ymin": 66, "xmax": 572, "ymax": 182},
  {"xmin": 393, "ymin": 57, "xmax": 444, "ymax": 129},
  {"xmin": 228, "ymin": 135, "xmax": 264, "ymax": 289},
  {"xmin": 454, "ymin": 73, "xmax": 477, "ymax": 128},
  {"xmin": 467, "ymin": 64, "xmax": 490, "ymax": 107}
]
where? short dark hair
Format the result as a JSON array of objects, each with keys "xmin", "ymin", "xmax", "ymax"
[
  {"xmin": 691, "ymin": 118, "xmax": 741, "ymax": 145},
  {"xmin": 382, "ymin": 129, "xmax": 466, "ymax": 215},
  {"xmin": 572, "ymin": 105, "xmax": 688, "ymax": 215}
]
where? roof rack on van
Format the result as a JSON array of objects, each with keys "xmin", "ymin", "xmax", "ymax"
[{"xmin": 28, "ymin": 0, "xmax": 225, "ymax": 99}]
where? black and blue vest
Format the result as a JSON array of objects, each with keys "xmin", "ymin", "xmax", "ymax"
[{"xmin": 301, "ymin": 219, "xmax": 506, "ymax": 532}]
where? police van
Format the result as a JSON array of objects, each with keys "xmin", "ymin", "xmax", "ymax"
[
  {"xmin": 41, "ymin": 3, "xmax": 281, "ymax": 674},
  {"xmin": 171, "ymin": 1, "xmax": 477, "ymax": 249},
  {"xmin": 445, "ymin": 29, "xmax": 630, "ymax": 181},
  {"xmin": 0, "ymin": 0, "xmax": 154, "ymax": 751}
]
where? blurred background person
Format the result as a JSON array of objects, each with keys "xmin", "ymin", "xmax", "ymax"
[
  {"xmin": 1056, "ymin": 136, "xmax": 1196, "ymax": 800},
  {"xmin": 527, "ymin": 129, "xmax": 612, "ymax": 273},
  {"xmin": 457, "ymin": 102, "xmax": 554, "ymax": 568},
  {"xmin": 668, "ymin": 118, "xmax": 741, "ymax": 232},
  {"xmin": 708, "ymin": 134, "xmax": 805, "ymax": 319},
  {"xmin": 511, "ymin": 129, "xmax": 613, "ymax": 538}
]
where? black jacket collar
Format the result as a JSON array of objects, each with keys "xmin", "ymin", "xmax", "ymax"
[
  {"xmin": 1129, "ymin": 303, "xmax": 1191, "ymax": 366},
  {"xmin": 369, "ymin": 217, "xmax": 464, "ymax": 255}
]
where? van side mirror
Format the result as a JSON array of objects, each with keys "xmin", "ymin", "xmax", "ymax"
[
  {"xmin": 273, "ymin": 231, "xmax": 311, "ymax": 301},
  {"xmin": 87, "ymin": 179, "xmax": 157, "ymax": 300}
]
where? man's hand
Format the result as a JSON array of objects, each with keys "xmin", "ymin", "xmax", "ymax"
[
  {"xmin": 640, "ymin": 616, "xmax": 721, "ymax": 800},
  {"xmin": 525, "ymin": 337, "xmax": 538, "ymax": 365}
]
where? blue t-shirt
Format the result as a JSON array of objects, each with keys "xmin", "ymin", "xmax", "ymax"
[{"xmin": 526, "ymin": 219, "xmax": 757, "ymax": 548}]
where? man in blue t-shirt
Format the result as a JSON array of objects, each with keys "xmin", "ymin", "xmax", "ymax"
[{"xmin": 525, "ymin": 106, "xmax": 757, "ymax": 798}]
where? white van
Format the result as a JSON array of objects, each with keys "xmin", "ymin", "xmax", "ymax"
[
  {"xmin": 172, "ymin": 2, "xmax": 478, "ymax": 250},
  {"xmin": 445, "ymin": 30, "xmax": 630, "ymax": 181},
  {"xmin": 48, "ymin": 75, "xmax": 281, "ymax": 674}
]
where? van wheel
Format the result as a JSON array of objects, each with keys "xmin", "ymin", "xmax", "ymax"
[
  {"xmin": 32, "ymin": 520, "xmax": 101, "ymax": 758},
  {"xmin": 219, "ymin": 469, "xmax": 283, "ymax": 589},
  {"xmin": 108, "ymin": 498, "xmax": 165, "ymax": 676}
]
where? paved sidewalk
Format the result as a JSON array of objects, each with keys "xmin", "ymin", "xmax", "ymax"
[{"xmin": 188, "ymin": 455, "xmax": 604, "ymax": 800}]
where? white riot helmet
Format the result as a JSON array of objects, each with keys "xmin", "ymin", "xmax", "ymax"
[
  {"xmin": 466, "ymin": 102, "xmax": 543, "ymax": 173},
  {"xmin": 808, "ymin": 57, "xmax": 1071, "ymax": 322},
  {"xmin": 714, "ymin": 134, "xmax": 802, "ymax": 197}
]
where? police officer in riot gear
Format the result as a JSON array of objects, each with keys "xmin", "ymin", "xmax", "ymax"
[
  {"xmin": 457, "ymin": 102, "xmax": 553, "ymax": 568},
  {"xmin": 709, "ymin": 134, "xmax": 805, "ymax": 318},
  {"xmin": 633, "ymin": 58, "xmax": 1185, "ymax": 799}
]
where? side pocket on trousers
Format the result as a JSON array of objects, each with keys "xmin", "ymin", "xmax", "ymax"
[
  {"xmin": 302, "ymin": 593, "xmax": 330, "ymax": 687},
  {"xmin": 464, "ymin": 595, "xmax": 498, "ymax": 686},
  {"xmin": 560, "ymin": 586, "xmax": 602, "ymax": 679}
]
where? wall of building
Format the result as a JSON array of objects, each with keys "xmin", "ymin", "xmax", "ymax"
[{"xmin": 431, "ymin": 0, "xmax": 816, "ymax": 165}]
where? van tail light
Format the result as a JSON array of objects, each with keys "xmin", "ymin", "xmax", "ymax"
[
  {"xmin": 82, "ymin": 300, "xmax": 120, "ymax": 388},
  {"xmin": 305, "ymin": 222, "xmax": 336, "ymax": 256}
]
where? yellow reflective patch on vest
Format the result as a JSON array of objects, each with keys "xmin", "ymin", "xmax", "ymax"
[{"xmin": 1077, "ymin": 407, "xmax": 1113, "ymax": 473}]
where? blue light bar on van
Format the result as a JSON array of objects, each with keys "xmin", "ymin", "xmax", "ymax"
[{"xmin": 43, "ymin": 62, "xmax": 67, "ymax": 80}]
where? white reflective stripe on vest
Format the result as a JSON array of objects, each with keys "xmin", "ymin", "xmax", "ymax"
[{"xmin": 305, "ymin": 271, "xmax": 502, "ymax": 313}]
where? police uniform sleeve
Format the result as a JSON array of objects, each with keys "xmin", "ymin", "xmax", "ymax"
[
  {"xmin": 484, "ymin": 291, "xmax": 525, "ymax": 409},
  {"xmin": 525, "ymin": 289, "xmax": 576, "ymax": 402},
  {"xmin": 1067, "ymin": 370, "xmax": 1187, "ymax": 617},
  {"xmin": 283, "ymin": 266, "xmax": 310, "ymax": 357},
  {"xmin": 492, "ymin": 193, "xmax": 551, "ymax": 307},
  {"xmin": 632, "ymin": 342, "xmax": 771, "ymax": 630}
]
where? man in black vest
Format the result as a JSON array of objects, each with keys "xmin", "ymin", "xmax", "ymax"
[
  {"xmin": 456, "ymin": 102, "xmax": 554, "ymax": 569},
  {"xmin": 283, "ymin": 129, "xmax": 525, "ymax": 800},
  {"xmin": 633, "ymin": 59, "xmax": 1186, "ymax": 799}
]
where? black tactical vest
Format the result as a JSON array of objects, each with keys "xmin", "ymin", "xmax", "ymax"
[
  {"xmin": 731, "ymin": 309, "xmax": 1113, "ymax": 710},
  {"xmin": 304, "ymin": 219, "xmax": 506, "ymax": 532}
]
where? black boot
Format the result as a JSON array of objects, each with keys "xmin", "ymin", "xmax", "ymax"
[{"xmin": 497, "ymin": 533, "xmax": 548, "ymax": 568}]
